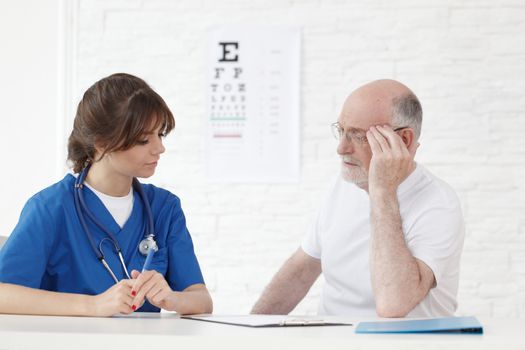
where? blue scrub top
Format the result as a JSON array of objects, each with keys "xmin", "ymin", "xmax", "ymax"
[{"xmin": 0, "ymin": 174, "xmax": 205, "ymax": 312}]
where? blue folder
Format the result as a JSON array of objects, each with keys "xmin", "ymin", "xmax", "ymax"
[{"xmin": 355, "ymin": 316, "xmax": 483, "ymax": 334}]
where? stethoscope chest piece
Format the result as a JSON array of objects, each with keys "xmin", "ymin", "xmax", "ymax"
[{"xmin": 139, "ymin": 234, "xmax": 158, "ymax": 256}]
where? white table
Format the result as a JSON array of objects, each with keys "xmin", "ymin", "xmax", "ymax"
[{"xmin": 1, "ymin": 313, "xmax": 523, "ymax": 350}]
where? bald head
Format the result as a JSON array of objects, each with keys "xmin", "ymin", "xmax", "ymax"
[
  {"xmin": 340, "ymin": 79, "xmax": 422, "ymax": 139},
  {"xmin": 352, "ymin": 79, "xmax": 413, "ymax": 103}
]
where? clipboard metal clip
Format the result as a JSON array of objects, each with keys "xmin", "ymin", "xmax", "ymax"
[{"xmin": 280, "ymin": 319, "xmax": 326, "ymax": 326}]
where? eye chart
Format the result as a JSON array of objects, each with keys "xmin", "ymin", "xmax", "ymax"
[{"xmin": 206, "ymin": 26, "xmax": 300, "ymax": 182}]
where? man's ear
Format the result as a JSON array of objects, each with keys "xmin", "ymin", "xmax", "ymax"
[
  {"xmin": 400, "ymin": 128, "xmax": 419, "ymax": 156},
  {"xmin": 400, "ymin": 129, "xmax": 417, "ymax": 153}
]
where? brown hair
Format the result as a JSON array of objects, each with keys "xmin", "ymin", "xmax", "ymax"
[{"xmin": 67, "ymin": 73, "xmax": 175, "ymax": 173}]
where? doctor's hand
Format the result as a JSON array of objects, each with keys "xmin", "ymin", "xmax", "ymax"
[
  {"xmin": 130, "ymin": 270, "xmax": 176, "ymax": 311},
  {"xmin": 366, "ymin": 125, "xmax": 413, "ymax": 196},
  {"xmin": 90, "ymin": 280, "xmax": 135, "ymax": 317}
]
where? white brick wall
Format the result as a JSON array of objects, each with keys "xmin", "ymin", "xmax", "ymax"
[{"xmin": 71, "ymin": 0, "xmax": 525, "ymax": 317}]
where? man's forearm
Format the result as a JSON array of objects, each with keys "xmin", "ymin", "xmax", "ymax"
[
  {"xmin": 369, "ymin": 190, "xmax": 426, "ymax": 317},
  {"xmin": 251, "ymin": 271, "xmax": 308, "ymax": 314},
  {"xmin": 251, "ymin": 249, "xmax": 321, "ymax": 314}
]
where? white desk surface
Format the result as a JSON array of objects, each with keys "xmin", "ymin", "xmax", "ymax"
[{"xmin": 1, "ymin": 313, "xmax": 524, "ymax": 350}]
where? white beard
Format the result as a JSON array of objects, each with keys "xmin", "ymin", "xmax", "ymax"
[{"xmin": 340, "ymin": 157, "xmax": 368, "ymax": 186}]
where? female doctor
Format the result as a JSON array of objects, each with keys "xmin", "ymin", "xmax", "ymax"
[{"xmin": 0, "ymin": 73, "xmax": 212, "ymax": 316}]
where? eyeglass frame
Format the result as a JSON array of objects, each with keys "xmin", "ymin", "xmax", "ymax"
[{"xmin": 331, "ymin": 122, "xmax": 409, "ymax": 146}]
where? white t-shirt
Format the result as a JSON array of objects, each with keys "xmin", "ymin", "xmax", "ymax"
[
  {"xmin": 301, "ymin": 163, "xmax": 465, "ymax": 317},
  {"xmin": 84, "ymin": 182, "xmax": 134, "ymax": 229}
]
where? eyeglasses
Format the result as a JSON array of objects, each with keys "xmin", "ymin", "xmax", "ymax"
[{"xmin": 331, "ymin": 122, "xmax": 409, "ymax": 146}]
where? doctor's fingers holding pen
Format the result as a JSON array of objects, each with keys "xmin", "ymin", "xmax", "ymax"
[
  {"xmin": 130, "ymin": 270, "xmax": 175, "ymax": 311},
  {"xmin": 90, "ymin": 279, "xmax": 136, "ymax": 317}
]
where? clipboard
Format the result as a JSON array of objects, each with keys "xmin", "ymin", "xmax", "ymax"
[
  {"xmin": 181, "ymin": 314, "xmax": 353, "ymax": 328},
  {"xmin": 355, "ymin": 316, "xmax": 483, "ymax": 334}
]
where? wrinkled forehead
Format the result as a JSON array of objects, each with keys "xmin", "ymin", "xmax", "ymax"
[{"xmin": 338, "ymin": 89, "xmax": 393, "ymax": 130}]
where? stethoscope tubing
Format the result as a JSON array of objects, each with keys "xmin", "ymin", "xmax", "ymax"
[{"xmin": 73, "ymin": 164, "xmax": 157, "ymax": 283}]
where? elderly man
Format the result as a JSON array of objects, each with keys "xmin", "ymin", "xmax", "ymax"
[{"xmin": 251, "ymin": 79, "xmax": 464, "ymax": 318}]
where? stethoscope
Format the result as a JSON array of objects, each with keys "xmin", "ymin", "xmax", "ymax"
[{"xmin": 73, "ymin": 164, "xmax": 158, "ymax": 283}]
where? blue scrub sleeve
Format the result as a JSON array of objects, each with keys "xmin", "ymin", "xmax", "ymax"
[
  {"xmin": 166, "ymin": 205, "xmax": 204, "ymax": 292},
  {"xmin": 0, "ymin": 197, "xmax": 54, "ymax": 288}
]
